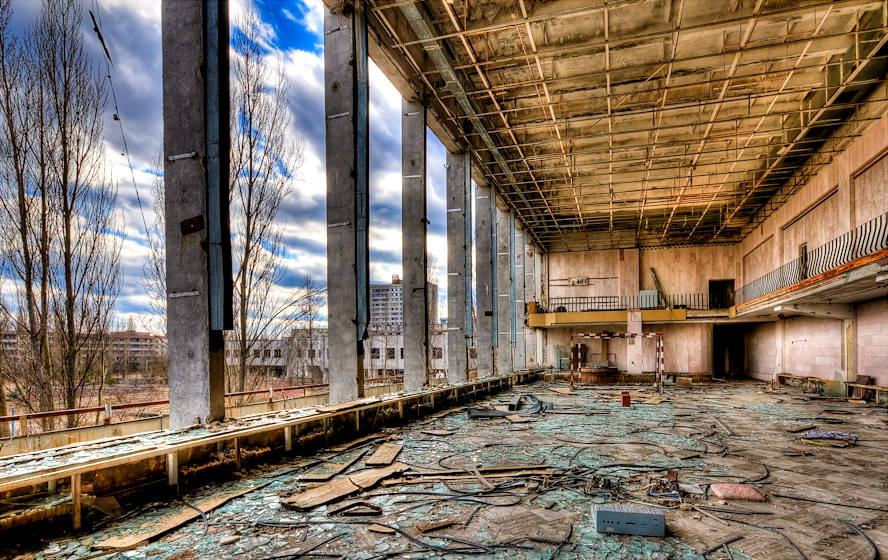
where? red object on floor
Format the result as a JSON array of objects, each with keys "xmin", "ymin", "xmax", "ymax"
[{"xmin": 621, "ymin": 391, "xmax": 631, "ymax": 407}]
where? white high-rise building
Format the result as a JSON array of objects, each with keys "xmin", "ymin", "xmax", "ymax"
[{"xmin": 370, "ymin": 275, "xmax": 438, "ymax": 329}]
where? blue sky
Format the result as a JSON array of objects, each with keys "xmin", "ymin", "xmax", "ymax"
[{"xmin": 6, "ymin": 0, "xmax": 451, "ymax": 329}]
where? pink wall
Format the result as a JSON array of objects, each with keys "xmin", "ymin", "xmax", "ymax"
[
  {"xmin": 640, "ymin": 246, "xmax": 739, "ymax": 294},
  {"xmin": 782, "ymin": 317, "xmax": 843, "ymax": 379},
  {"xmin": 544, "ymin": 323, "xmax": 712, "ymax": 375},
  {"xmin": 547, "ymin": 245, "xmax": 739, "ymax": 300},
  {"xmin": 856, "ymin": 298, "xmax": 888, "ymax": 386},
  {"xmin": 744, "ymin": 322, "xmax": 777, "ymax": 381},
  {"xmin": 739, "ymin": 112, "xmax": 888, "ymax": 277}
]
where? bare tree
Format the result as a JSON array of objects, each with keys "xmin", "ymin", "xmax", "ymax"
[
  {"xmin": 0, "ymin": 0, "xmax": 119, "ymax": 427},
  {"xmin": 0, "ymin": 0, "xmax": 55, "ymax": 422},
  {"xmin": 294, "ymin": 274, "xmax": 325, "ymax": 379},
  {"xmin": 228, "ymin": 8, "xmax": 304, "ymax": 392},
  {"xmin": 38, "ymin": 0, "xmax": 120, "ymax": 424},
  {"xmin": 141, "ymin": 150, "xmax": 167, "ymax": 334}
]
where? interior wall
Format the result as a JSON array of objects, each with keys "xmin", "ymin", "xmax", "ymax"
[
  {"xmin": 856, "ymin": 298, "xmax": 888, "ymax": 386},
  {"xmin": 739, "ymin": 112, "xmax": 888, "ymax": 281},
  {"xmin": 547, "ymin": 245, "xmax": 738, "ymax": 300},
  {"xmin": 744, "ymin": 322, "xmax": 777, "ymax": 381},
  {"xmin": 639, "ymin": 246, "xmax": 739, "ymax": 293},
  {"xmin": 543, "ymin": 323, "xmax": 712, "ymax": 376},
  {"xmin": 743, "ymin": 297, "xmax": 888, "ymax": 384}
]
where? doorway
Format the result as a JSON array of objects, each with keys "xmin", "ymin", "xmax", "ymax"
[
  {"xmin": 708, "ymin": 280, "xmax": 735, "ymax": 309},
  {"xmin": 713, "ymin": 324, "xmax": 745, "ymax": 379}
]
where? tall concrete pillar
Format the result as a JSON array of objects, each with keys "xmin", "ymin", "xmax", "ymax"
[
  {"xmin": 325, "ymin": 1, "xmax": 369, "ymax": 403},
  {"xmin": 446, "ymin": 150, "xmax": 471, "ymax": 382},
  {"xmin": 627, "ymin": 311, "xmax": 644, "ymax": 374},
  {"xmin": 474, "ymin": 185, "xmax": 494, "ymax": 377},
  {"xmin": 524, "ymin": 239, "xmax": 536, "ymax": 367},
  {"xmin": 401, "ymin": 98, "xmax": 428, "ymax": 390},
  {"xmin": 513, "ymin": 226, "xmax": 526, "ymax": 369},
  {"xmin": 162, "ymin": 0, "xmax": 229, "ymax": 428},
  {"xmin": 496, "ymin": 205, "xmax": 513, "ymax": 375}
]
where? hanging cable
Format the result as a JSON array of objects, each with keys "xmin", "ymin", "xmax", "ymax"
[{"xmin": 89, "ymin": 1, "xmax": 153, "ymax": 247}]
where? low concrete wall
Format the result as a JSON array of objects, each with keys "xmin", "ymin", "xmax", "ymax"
[{"xmin": 0, "ymin": 384, "xmax": 403, "ymax": 457}]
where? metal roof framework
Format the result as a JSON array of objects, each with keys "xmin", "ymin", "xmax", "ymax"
[{"xmin": 363, "ymin": 0, "xmax": 888, "ymax": 251}]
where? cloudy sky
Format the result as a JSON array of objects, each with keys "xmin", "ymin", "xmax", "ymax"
[{"xmin": 6, "ymin": 0, "xmax": 452, "ymax": 330}]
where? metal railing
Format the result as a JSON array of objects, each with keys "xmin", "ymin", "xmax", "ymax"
[
  {"xmin": 0, "ymin": 376, "xmax": 404, "ymax": 434},
  {"xmin": 544, "ymin": 292, "xmax": 729, "ymax": 312},
  {"xmin": 736, "ymin": 211, "xmax": 888, "ymax": 305}
]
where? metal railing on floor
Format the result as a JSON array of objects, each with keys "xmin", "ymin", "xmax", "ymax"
[{"xmin": 736, "ymin": 211, "xmax": 888, "ymax": 305}]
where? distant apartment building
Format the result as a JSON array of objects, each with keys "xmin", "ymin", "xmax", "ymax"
[
  {"xmin": 0, "ymin": 329, "xmax": 167, "ymax": 375},
  {"xmin": 223, "ymin": 336, "xmax": 289, "ymax": 378},
  {"xmin": 370, "ymin": 275, "xmax": 438, "ymax": 329},
  {"xmin": 108, "ymin": 330, "xmax": 167, "ymax": 374}
]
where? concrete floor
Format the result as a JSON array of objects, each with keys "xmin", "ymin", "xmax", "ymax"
[{"xmin": 5, "ymin": 380, "xmax": 888, "ymax": 559}]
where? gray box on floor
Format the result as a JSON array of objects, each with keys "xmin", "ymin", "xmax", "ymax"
[{"xmin": 592, "ymin": 504, "xmax": 665, "ymax": 537}]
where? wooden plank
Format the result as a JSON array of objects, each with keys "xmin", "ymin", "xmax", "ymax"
[
  {"xmin": 71, "ymin": 473, "xmax": 81, "ymax": 530},
  {"xmin": 348, "ymin": 462, "xmax": 408, "ymax": 489},
  {"xmin": 282, "ymin": 463, "xmax": 408, "ymax": 510},
  {"xmin": 550, "ymin": 387, "xmax": 573, "ymax": 394},
  {"xmin": 420, "ymin": 429, "xmax": 453, "ymax": 436},
  {"xmin": 364, "ymin": 443, "xmax": 403, "ymax": 466},
  {"xmin": 301, "ymin": 448, "xmax": 369, "ymax": 482},
  {"xmin": 95, "ymin": 484, "xmax": 262, "ymax": 549},
  {"xmin": 506, "ymin": 415, "xmax": 532, "ymax": 423},
  {"xmin": 327, "ymin": 433, "xmax": 382, "ymax": 452}
]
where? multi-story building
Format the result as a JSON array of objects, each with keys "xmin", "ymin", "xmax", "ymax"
[
  {"xmin": 370, "ymin": 275, "xmax": 438, "ymax": 329},
  {"xmin": 107, "ymin": 330, "xmax": 167, "ymax": 374}
]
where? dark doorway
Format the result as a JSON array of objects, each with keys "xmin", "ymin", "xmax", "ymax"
[
  {"xmin": 708, "ymin": 280, "xmax": 735, "ymax": 309},
  {"xmin": 713, "ymin": 324, "xmax": 745, "ymax": 379}
]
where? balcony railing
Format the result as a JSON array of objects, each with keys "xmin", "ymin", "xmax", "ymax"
[
  {"xmin": 543, "ymin": 292, "xmax": 724, "ymax": 312},
  {"xmin": 736, "ymin": 211, "xmax": 888, "ymax": 306}
]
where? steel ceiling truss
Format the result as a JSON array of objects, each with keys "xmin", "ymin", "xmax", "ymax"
[{"xmin": 368, "ymin": 0, "xmax": 888, "ymax": 251}]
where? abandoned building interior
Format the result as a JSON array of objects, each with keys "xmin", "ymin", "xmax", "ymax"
[{"xmin": 3, "ymin": 0, "xmax": 888, "ymax": 558}]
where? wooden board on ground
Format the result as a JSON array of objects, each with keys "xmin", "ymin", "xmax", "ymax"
[
  {"xmin": 550, "ymin": 387, "xmax": 573, "ymax": 394},
  {"xmin": 282, "ymin": 463, "xmax": 408, "ymax": 510},
  {"xmin": 95, "ymin": 484, "xmax": 263, "ymax": 549},
  {"xmin": 301, "ymin": 448, "xmax": 368, "ymax": 482},
  {"xmin": 420, "ymin": 429, "xmax": 453, "ymax": 436},
  {"xmin": 506, "ymin": 415, "xmax": 532, "ymax": 423},
  {"xmin": 365, "ymin": 443, "xmax": 403, "ymax": 466},
  {"xmin": 643, "ymin": 396, "xmax": 666, "ymax": 404},
  {"xmin": 327, "ymin": 433, "xmax": 382, "ymax": 452}
]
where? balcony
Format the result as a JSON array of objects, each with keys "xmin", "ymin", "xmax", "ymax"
[
  {"xmin": 736, "ymin": 212, "xmax": 888, "ymax": 309},
  {"xmin": 542, "ymin": 292, "xmax": 729, "ymax": 313}
]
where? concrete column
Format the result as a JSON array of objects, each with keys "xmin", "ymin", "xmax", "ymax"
[
  {"xmin": 446, "ymin": 150, "xmax": 471, "ymax": 382},
  {"xmin": 474, "ymin": 184, "xmax": 494, "ymax": 377},
  {"xmin": 513, "ymin": 226, "xmax": 526, "ymax": 369},
  {"xmin": 401, "ymin": 98, "xmax": 428, "ymax": 390},
  {"xmin": 524, "ymin": 240, "xmax": 535, "ymax": 367},
  {"xmin": 627, "ymin": 311, "xmax": 643, "ymax": 374},
  {"xmin": 162, "ymin": 0, "xmax": 227, "ymax": 427},
  {"xmin": 496, "ymin": 205, "xmax": 513, "ymax": 374},
  {"xmin": 325, "ymin": 1, "xmax": 369, "ymax": 403}
]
